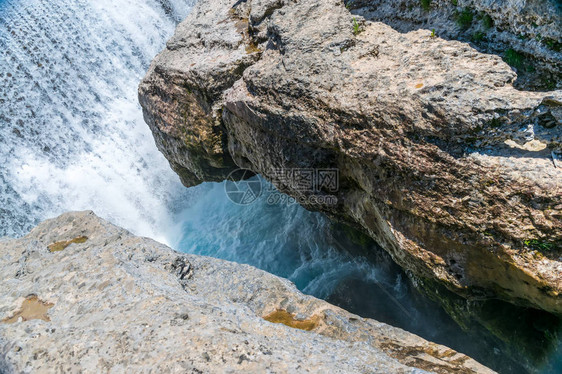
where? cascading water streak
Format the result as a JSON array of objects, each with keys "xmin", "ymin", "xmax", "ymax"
[{"xmin": 0, "ymin": 0, "xmax": 194, "ymax": 240}]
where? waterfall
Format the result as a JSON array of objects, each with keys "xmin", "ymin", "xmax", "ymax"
[
  {"xmin": 1, "ymin": 1, "xmax": 560, "ymax": 372},
  {"xmin": 0, "ymin": 0, "xmax": 194, "ymax": 241}
]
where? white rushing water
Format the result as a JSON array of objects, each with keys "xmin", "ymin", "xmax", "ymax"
[{"xmin": 0, "ymin": 0, "xmax": 195, "ymax": 241}]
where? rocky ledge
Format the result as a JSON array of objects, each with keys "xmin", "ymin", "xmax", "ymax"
[
  {"xmin": 0, "ymin": 211, "xmax": 493, "ymax": 373},
  {"xmin": 139, "ymin": 0, "xmax": 562, "ymax": 314}
]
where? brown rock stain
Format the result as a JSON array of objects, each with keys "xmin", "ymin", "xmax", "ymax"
[
  {"xmin": 48, "ymin": 236, "xmax": 88, "ymax": 252},
  {"xmin": 380, "ymin": 341, "xmax": 475, "ymax": 374},
  {"xmin": 2, "ymin": 296, "xmax": 54, "ymax": 324},
  {"xmin": 245, "ymin": 42, "xmax": 261, "ymax": 54},
  {"xmin": 230, "ymin": 10, "xmax": 261, "ymax": 55},
  {"xmin": 263, "ymin": 309, "xmax": 321, "ymax": 331}
]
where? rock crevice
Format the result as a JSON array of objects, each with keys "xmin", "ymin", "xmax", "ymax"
[{"xmin": 139, "ymin": 0, "xmax": 562, "ymax": 314}]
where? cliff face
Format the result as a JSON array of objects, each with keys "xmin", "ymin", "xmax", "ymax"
[
  {"xmin": 0, "ymin": 211, "xmax": 493, "ymax": 373},
  {"xmin": 139, "ymin": 0, "xmax": 562, "ymax": 314},
  {"xmin": 349, "ymin": 0, "xmax": 562, "ymax": 91}
]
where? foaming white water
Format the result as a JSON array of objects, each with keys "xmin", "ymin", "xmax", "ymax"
[{"xmin": 0, "ymin": 0, "xmax": 194, "ymax": 241}]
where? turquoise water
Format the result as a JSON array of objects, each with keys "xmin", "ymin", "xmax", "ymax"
[
  {"xmin": 171, "ymin": 178, "xmax": 562, "ymax": 374},
  {"xmin": 1, "ymin": 0, "xmax": 560, "ymax": 373}
]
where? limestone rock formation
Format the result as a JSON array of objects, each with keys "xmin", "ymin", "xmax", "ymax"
[
  {"xmin": 139, "ymin": 0, "xmax": 562, "ymax": 314},
  {"xmin": 0, "ymin": 211, "xmax": 493, "ymax": 373},
  {"xmin": 350, "ymin": 0, "xmax": 562, "ymax": 90}
]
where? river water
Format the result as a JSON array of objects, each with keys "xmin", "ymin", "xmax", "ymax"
[{"xmin": 0, "ymin": 0, "xmax": 560, "ymax": 373}]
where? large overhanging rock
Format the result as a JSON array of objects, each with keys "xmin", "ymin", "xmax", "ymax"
[
  {"xmin": 0, "ymin": 211, "xmax": 493, "ymax": 373},
  {"xmin": 139, "ymin": 0, "xmax": 562, "ymax": 314}
]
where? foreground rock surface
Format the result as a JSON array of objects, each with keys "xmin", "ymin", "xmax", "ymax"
[
  {"xmin": 0, "ymin": 211, "xmax": 493, "ymax": 373},
  {"xmin": 139, "ymin": 0, "xmax": 562, "ymax": 314}
]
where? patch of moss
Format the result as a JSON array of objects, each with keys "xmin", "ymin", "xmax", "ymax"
[
  {"xmin": 542, "ymin": 38, "xmax": 562, "ymax": 53},
  {"xmin": 420, "ymin": 0, "xmax": 432, "ymax": 11},
  {"xmin": 352, "ymin": 18, "xmax": 361, "ymax": 35},
  {"xmin": 503, "ymin": 48, "xmax": 524, "ymax": 69},
  {"xmin": 502, "ymin": 49, "xmax": 536, "ymax": 73},
  {"xmin": 263, "ymin": 309, "xmax": 321, "ymax": 331},
  {"xmin": 481, "ymin": 14, "xmax": 493, "ymax": 30},
  {"xmin": 482, "ymin": 178, "xmax": 496, "ymax": 188},
  {"xmin": 451, "ymin": 0, "xmax": 458, "ymax": 6},
  {"xmin": 245, "ymin": 42, "xmax": 261, "ymax": 54},
  {"xmin": 540, "ymin": 77, "xmax": 557, "ymax": 91},
  {"xmin": 456, "ymin": 8, "xmax": 474, "ymax": 30},
  {"xmin": 524, "ymin": 239, "xmax": 555, "ymax": 252},
  {"xmin": 472, "ymin": 31, "xmax": 485, "ymax": 42},
  {"xmin": 341, "ymin": 224, "xmax": 372, "ymax": 247},
  {"xmin": 489, "ymin": 118, "xmax": 502, "ymax": 128},
  {"xmin": 48, "ymin": 236, "xmax": 88, "ymax": 252}
]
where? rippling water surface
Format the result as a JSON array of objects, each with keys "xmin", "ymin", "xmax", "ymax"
[{"xmin": 0, "ymin": 1, "xmax": 560, "ymax": 373}]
